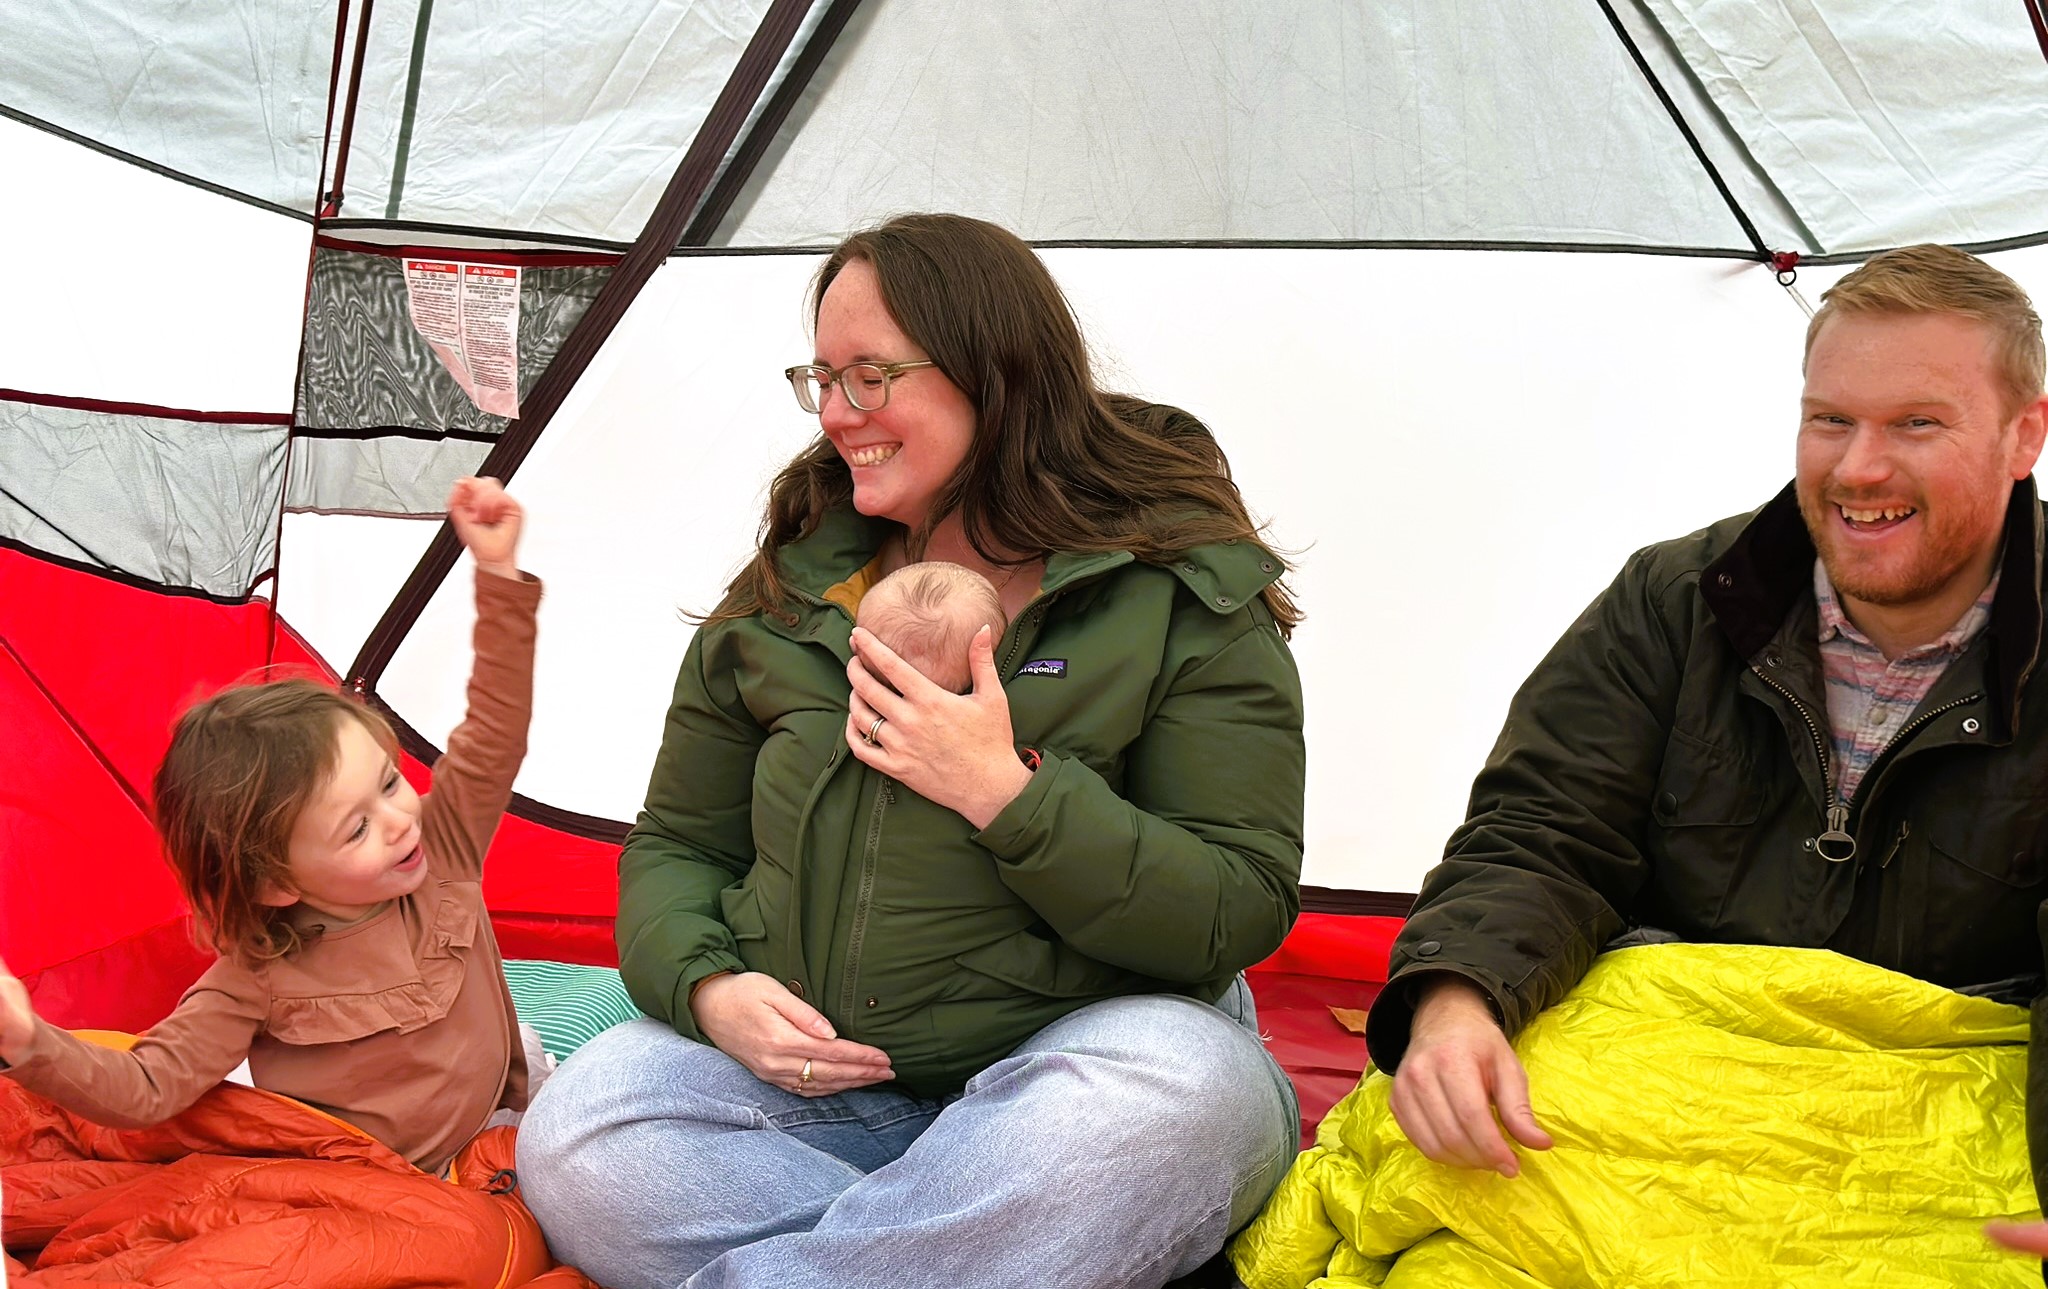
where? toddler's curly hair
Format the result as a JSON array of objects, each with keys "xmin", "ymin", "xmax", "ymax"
[{"xmin": 153, "ymin": 679, "xmax": 399, "ymax": 961}]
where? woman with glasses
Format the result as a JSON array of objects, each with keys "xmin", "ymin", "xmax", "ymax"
[{"xmin": 517, "ymin": 213, "xmax": 1306, "ymax": 1289}]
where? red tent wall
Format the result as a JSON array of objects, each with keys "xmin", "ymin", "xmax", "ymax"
[{"xmin": 2, "ymin": 548, "xmax": 621, "ymax": 1025}]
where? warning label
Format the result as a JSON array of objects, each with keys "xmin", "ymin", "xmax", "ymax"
[{"xmin": 404, "ymin": 259, "xmax": 522, "ymax": 417}]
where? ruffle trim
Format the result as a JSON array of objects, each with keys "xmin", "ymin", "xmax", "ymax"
[{"xmin": 265, "ymin": 890, "xmax": 482, "ymax": 1045}]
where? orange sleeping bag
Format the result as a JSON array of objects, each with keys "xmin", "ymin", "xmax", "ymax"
[{"xmin": 2, "ymin": 1037, "xmax": 597, "ymax": 1288}]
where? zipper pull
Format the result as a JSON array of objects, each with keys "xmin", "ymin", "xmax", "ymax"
[{"xmin": 1815, "ymin": 803, "xmax": 1856, "ymax": 863}]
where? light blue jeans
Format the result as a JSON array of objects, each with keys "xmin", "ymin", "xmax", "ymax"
[{"xmin": 516, "ymin": 981, "xmax": 1298, "ymax": 1289}]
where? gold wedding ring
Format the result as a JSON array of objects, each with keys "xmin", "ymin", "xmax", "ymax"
[{"xmin": 799, "ymin": 1058, "xmax": 814, "ymax": 1089}]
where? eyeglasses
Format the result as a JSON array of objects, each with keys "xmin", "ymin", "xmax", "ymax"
[{"xmin": 784, "ymin": 360, "xmax": 937, "ymax": 414}]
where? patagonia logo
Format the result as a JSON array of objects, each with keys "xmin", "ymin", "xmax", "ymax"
[{"xmin": 1017, "ymin": 658, "xmax": 1067, "ymax": 678}]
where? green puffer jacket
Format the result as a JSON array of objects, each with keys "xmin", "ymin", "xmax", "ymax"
[
  {"xmin": 1366, "ymin": 479, "xmax": 2048, "ymax": 1200},
  {"xmin": 617, "ymin": 504, "xmax": 1306, "ymax": 1097}
]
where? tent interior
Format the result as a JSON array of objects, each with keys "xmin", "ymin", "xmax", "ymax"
[{"xmin": 5, "ymin": 0, "xmax": 2048, "ymax": 1152}]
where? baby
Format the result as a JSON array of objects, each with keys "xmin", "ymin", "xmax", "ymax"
[
  {"xmin": 0, "ymin": 477, "xmax": 540, "ymax": 1175},
  {"xmin": 856, "ymin": 561, "xmax": 1009, "ymax": 693}
]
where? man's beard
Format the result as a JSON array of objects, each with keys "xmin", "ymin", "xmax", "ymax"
[{"xmin": 1798, "ymin": 485, "xmax": 2005, "ymax": 608}]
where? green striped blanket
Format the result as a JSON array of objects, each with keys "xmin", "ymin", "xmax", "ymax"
[{"xmin": 503, "ymin": 959, "xmax": 644, "ymax": 1061}]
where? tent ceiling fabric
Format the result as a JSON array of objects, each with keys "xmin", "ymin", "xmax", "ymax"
[
  {"xmin": 340, "ymin": 0, "xmax": 778, "ymax": 238},
  {"xmin": 1645, "ymin": 0, "xmax": 2048, "ymax": 254},
  {"xmin": 5, "ymin": 2, "xmax": 2039, "ymax": 254},
  {"xmin": 0, "ymin": 0, "xmax": 338, "ymax": 214},
  {"xmin": 717, "ymin": 0, "xmax": 1757, "ymax": 249}
]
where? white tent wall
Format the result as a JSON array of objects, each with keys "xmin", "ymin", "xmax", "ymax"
[
  {"xmin": 311, "ymin": 241, "xmax": 2040, "ymax": 896},
  {"xmin": 0, "ymin": 117, "xmax": 307, "ymax": 412}
]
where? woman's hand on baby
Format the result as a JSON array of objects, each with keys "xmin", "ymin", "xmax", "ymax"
[
  {"xmin": 0, "ymin": 956, "xmax": 38, "ymax": 1066},
  {"xmin": 845, "ymin": 625, "xmax": 1033, "ymax": 830},
  {"xmin": 692, "ymin": 972, "xmax": 895, "ymax": 1097},
  {"xmin": 446, "ymin": 476, "xmax": 523, "ymax": 579}
]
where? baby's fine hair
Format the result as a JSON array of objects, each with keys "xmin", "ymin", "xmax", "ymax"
[
  {"xmin": 152, "ymin": 678, "xmax": 400, "ymax": 963},
  {"xmin": 857, "ymin": 562, "xmax": 1008, "ymax": 692}
]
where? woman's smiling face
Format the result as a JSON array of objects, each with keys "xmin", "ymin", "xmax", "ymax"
[{"xmin": 812, "ymin": 259, "xmax": 978, "ymax": 530}]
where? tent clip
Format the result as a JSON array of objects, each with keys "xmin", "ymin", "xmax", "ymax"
[{"xmin": 1770, "ymin": 250, "xmax": 1800, "ymax": 287}]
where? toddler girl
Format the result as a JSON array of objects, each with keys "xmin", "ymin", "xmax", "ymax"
[{"xmin": 0, "ymin": 477, "xmax": 540, "ymax": 1175}]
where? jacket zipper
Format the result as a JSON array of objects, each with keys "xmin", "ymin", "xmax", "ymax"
[
  {"xmin": 1753, "ymin": 661, "xmax": 1982, "ymax": 864},
  {"xmin": 838, "ymin": 777, "xmax": 893, "ymax": 1018},
  {"xmin": 1749, "ymin": 664, "xmax": 1854, "ymax": 861},
  {"xmin": 998, "ymin": 599, "xmax": 1052, "ymax": 675}
]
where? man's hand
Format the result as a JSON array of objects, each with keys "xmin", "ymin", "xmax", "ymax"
[
  {"xmin": 446, "ymin": 476, "xmax": 523, "ymax": 580},
  {"xmin": 0, "ymin": 956, "xmax": 38, "ymax": 1066},
  {"xmin": 1987, "ymin": 1220, "xmax": 2048, "ymax": 1256},
  {"xmin": 1387, "ymin": 975, "xmax": 1553, "ymax": 1177}
]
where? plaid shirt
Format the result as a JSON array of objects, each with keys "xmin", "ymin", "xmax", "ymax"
[{"xmin": 1815, "ymin": 557, "xmax": 1998, "ymax": 804}]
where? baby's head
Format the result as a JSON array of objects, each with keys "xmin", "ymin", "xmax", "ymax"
[
  {"xmin": 153, "ymin": 678, "xmax": 424, "ymax": 961},
  {"xmin": 856, "ymin": 562, "xmax": 1009, "ymax": 694}
]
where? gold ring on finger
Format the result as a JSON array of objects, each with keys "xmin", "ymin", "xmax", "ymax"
[
  {"xmin": 800, "ymin": 1058, "xmax": 814, "ymax": 1088},
  {"xmin": 863, "ymin": 716, "xmax": 886, "ymax": 746}
]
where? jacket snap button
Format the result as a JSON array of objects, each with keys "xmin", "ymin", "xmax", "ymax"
[
  {"xmin": 1763, "ymin": 650, "xmax": 1781, "ymax": 668},
  {"xmin": 1182, "ymin": 562, "xmax": 1198, "ymax": 574},
  {"xmin": 1215, "ymin": 595, "xmax": 1232, "ymax": 607},
  {"xmin": 787, "ymin": 979, "xmax": 804, "ymax": 998},
  {"xmin": 1415, "ymin": 940, "xmax": 1441, "ymax": 957},
  {"xmin": 1260, "ymin": 560, "xmax": 1275, "ymax": 573},
  {"xmin": 1716, "ymin": 573, "xmax": 1734, "ymax": 589},
  {"xmin": 1657, "ymin": 791, "xmax": 1678, "ymax": 816},
  {"xmin": 1961, "ymin": 718, "xmax": 1982, "ymax": 735},
  {"xmin": 865, "ymin": 996, "xmax": 878, "ymax": 1009},
  {"xmin": 1223, "ymin": 537, "xmax": 1238, "ymax": 545}
]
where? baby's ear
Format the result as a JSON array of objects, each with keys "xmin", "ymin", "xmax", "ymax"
[{"xmin": 255, "ymin": 879, "xmax": 301, "ymax": 909}]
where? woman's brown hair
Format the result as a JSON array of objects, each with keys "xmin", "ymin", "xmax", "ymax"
[
  {"xmin": 710, "ymin": 213, "xmax": 1299, "ymax": 634},
  {"xmin": 152, "ymin": 678, "xmax": 400, "ymax": 962}
]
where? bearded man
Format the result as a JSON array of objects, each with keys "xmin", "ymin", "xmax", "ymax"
[{"xmin": 1364, "ymin": 244, "xmax": 2048, "ymax": 1245}]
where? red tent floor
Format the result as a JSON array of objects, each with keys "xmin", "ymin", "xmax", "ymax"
[
  {"xmin": 1250, "ymin": 968, "xmax": 1380, "ymax": 1146},
  {"xmin": 1248, "ymin": 911, "xmax": 1393, "ymax": 1142}
]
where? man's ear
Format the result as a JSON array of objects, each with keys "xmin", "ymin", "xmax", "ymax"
[
  {"xmin": 255, "ymin": 880, "xmax": 300, "ymax": 909},
  {"xmin": 2009, "ymin": 394, "xmax": 2048, "ymax": 479}
]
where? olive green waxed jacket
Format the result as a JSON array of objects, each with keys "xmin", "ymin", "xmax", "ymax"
[
  {"xmin": 1367, "ymin": 479, "xmax": 2048, "ymax": 1201},
  {"xmin": 617, "ymin": 504, "xmax": 1305, "ymax": 1097}
]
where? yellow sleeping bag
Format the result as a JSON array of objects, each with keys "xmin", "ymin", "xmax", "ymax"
[{"xmin": 1230, "ymin": 944, "xmax": 2041, "ymax": 1288}]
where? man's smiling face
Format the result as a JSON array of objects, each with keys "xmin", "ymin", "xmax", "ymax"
[{"xmin": 1797, "ymin": 310, "xmax": 2032, "ymax": 612}]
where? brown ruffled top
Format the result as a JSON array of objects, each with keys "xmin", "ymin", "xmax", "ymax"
[{"xmin": 4, "ymin": 571, "xmax": 540, "ymax": 1174}]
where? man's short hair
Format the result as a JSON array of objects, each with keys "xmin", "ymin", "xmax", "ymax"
[{"xmin": 1805, "ymin": 243, "xmax": 2045, "ymax": 417}]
